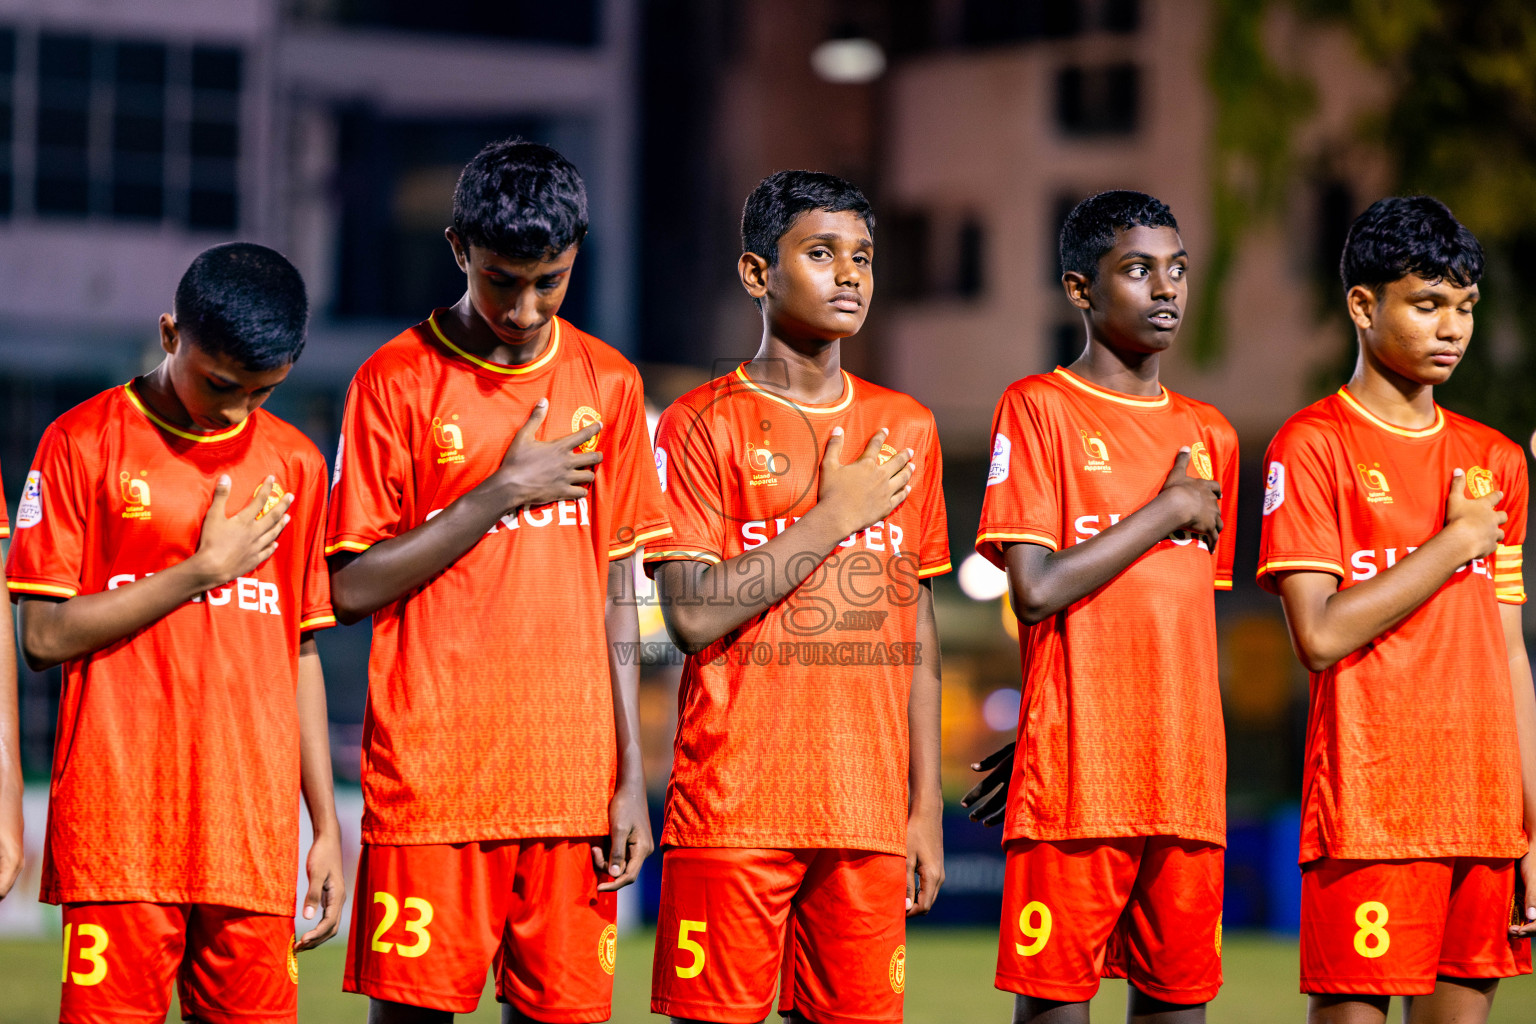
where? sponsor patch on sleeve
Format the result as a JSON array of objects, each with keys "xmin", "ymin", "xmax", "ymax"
[
  {"xmin": 655, "ymin": 447, "xmax": 668, "ymax": 493},
  {"xmin": 16, "ymin": 470, "xmax": 42, "ymax": 528},
  {"xmin": 986, "ymin": 433, "xmax": 1011, "ymax": 487},
  {"xmin": 1262, "ymin": 461, "xmax": 1285, "ymax": 516}
]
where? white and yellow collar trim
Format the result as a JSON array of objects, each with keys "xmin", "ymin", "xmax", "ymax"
[{"xmin": 430, "ymin": 313, "xmax": 562, "ymax": 375}]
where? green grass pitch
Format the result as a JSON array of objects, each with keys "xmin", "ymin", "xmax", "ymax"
[{"xmin": 3, "ymin": 928, "xmax": 1535, "ymax": 1022}]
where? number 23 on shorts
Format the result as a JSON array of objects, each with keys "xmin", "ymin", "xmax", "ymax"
[{"xmin": 370, "ymin": 892, "xmax": 434, "ymax": 958}]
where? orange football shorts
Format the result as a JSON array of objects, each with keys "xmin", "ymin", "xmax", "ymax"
[
  {"xmin": 1300, "ymin": 856, "xmax": 1532, "ymax": 995},
  {"xmin": 59, "ymin": 901, "xmax": 297, "ymax": 1024},
  {"xmin": 343, "ymin": 838, "xmax": 617, "ymax": 1021},
  {"xmin": 651, "ymin": 847, "xmax": 908, "ymax": 1024},
  {"xmin": 996, "ymin": 836, "xmax": 1224, "ymax": 1005}
]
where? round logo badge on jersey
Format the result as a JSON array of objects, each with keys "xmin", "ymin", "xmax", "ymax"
[
  {"xmin": 572, "ymin": 406, "xmax": 602, "ymax": 453},
  {"xmin": 888, "ymin": 944, "xmax": 906, "ymax": 993},
  {"xmin": 598, "ymin": 923, "xmax": 618, "ymax": 975}
]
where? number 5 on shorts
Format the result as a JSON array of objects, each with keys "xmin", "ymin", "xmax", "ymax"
[
  {"xmin": 1015, "ymin": 901, "xmax": 1052, "ymax": 957},
  {"xmin": 676, "ymin": 920, "xmax": 706, "ymax": 978}
]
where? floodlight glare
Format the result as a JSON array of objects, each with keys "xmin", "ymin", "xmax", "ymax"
[{"xmin": 958, "ymin": 551, "xmax": 1010, "ymax": 602}]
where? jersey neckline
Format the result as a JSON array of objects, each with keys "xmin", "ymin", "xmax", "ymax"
[
  {"xmin": 731, "ymin": 363, "xmax": 855, "ymax": 414},
  {"xmin": 1053, "ymin": 366, "xmax": 1170, "ymax": 409},
  {"xmin": 427, "ymin": 310, "xmax": 563, "ymax": 378},
  {"xmin": 123, "ymin": 380, "xmax": 252, "ymax": 444},
  {"xmin": 1336, "ymin": 386, "xmax": 1445, "ymax": 439}
]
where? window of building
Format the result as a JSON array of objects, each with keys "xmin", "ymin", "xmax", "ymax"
[
  {"xmin": 0, "ymin": 28, "xmax": 15, "ymax": 216},
  {"xmin": 883, "ymin": 209, "xmax": 987, "ymax": 302},
  {"xmin": 1055, "ymin": 63, "xmax": 1140, "ymax": 137},
  {"xmin": 961, "ymin": 0, "xmax": 1083, "ymax": 46},
  {"xmin": 3, "ymin": 28, "xmax": 243, "ymax": 230},
  {"xmin": 312, "ymin": 0, "xmax": 600, "ymax": 47}
]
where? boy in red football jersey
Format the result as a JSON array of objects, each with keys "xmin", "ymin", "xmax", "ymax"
[
  {"xmin": 327, "ymin": 139, "xmax": 669, "ymax": 1023},
  {"xmin": 6, "ymin": 243, "xmax": 345, "ymax": 1023},
  {"xmin": 645, "ymin": 170, "xmax": 949, "ymax": 1024},
  {"xmin": 964, "ymin": 191, "xmax": 1235, "ymax": 1023},
  {"xmin": 1257, "ymin": 196, "xmax": 1536, "ymax": 1024},
  {"xmin": 0, "ymin": 470, "xmax": 17, "ymax": 903}
]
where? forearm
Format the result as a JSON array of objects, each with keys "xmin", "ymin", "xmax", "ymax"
[
  {"xmin": 329, "ymin": 483, "xmax": 509, "ymax": 623},
  {"xmin": 908, "ymin": 583, "xmax": 942, "ymax": 813},
  {"xmin": 296, "ymin": 641, "xmax": 339, "ymax": 838},
  {"xmin": 1288, "ymin": 528, "xmax": 1476, "ymax": 670},
  {"xmin": 0, "ymin": 565, "xmax": 21, "ymax": 860},
  {"xmin": 1006, "ymin": 493, "xmax": 1190, "ymax": 624},
  {"xmin": 657, "ymin": 504, "xmax": 853, "ymax": 652},
  {"xmin": 18, "ymin": 558, "xmax": 222, "ymax": 670},
  {"xmin": 1502, "ymin": 607, "xmax": 1536, "ymax": 840},
  {"xmin": 605, "ymin": 559, "xmax": 645, "ymax": 790}
]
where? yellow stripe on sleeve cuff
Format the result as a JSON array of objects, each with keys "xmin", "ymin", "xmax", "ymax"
[
  {"xmin": 917, "ymin": 561, "xmax": 952, "ymax": 578},
  {"xmin": 1256, "ymin": 558, "xmax": 1345, "ymax": 578},
  {"xmin": 7, "ymin": 580, "xmax": 78, "ymax": 598},
  {"xmin": 324, "ymin": 539, "xmax": 373, "ymax": 556},
  {"xmin": 642, "ymin": 548, "xmax": 723, "ymax": 565},
  {"xmin": 298, "ymin": 614, "xmax": 338, "ymax": 631},
  {"xmin": 975, "ymin": 530, "xmax": 1059, "ymax": 552}
]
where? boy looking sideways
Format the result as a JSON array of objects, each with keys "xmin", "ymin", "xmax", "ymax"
[
  {"xmin": 7, "ymin": 242, "xmax": 343, "ymax": 1024},
  {"xmin": 966, "ymin": 190, "xmax": 1237, "ymax": 1023},
  {"xmin": 327, "ymin": 138, "xmax": 670, "ymax": 1023},
  {"xmin": 1257, "ymin": 196, "xmax": 1536, "ymax": 1024},
  {"xmin": 645, "ymin": 169, "xmax": 950, "ymax": 1024}
]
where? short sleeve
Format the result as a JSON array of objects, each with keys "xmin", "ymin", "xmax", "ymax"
[
  {"xmin": 643, "ymin": 399, "xmax": 726, "ymax": 573},
  {"xmin": 296, "ymin": 456, "xmax": 337, "ymax": 631},
  {"xmin": 976, "ymin": 386, "xmax": 1062, "ymax": 567},
  {"xmin": 598, "ymin": 368, "xmax": 672, "ymax": 560},
  {"xmin": 325, "ymin": 377, "xmax": 408, "ymax": 556},
  {"xmin": 1494, "ymin": 442, "xmax": 1528, "ymax": 605},
  {"xmin": 1256, "ymin": 422, "xmax": 1346, "ymax": 593},
  {"xmin": 6, "ymin": 424, "xmax": 90, "ymax": 599},
  {"xmin": 1213, "ymin": 424, "xmax": 1241, "ymax": 591},
  {"xmin": 916, "ymin": 415, "xmax": 951, "ymax": 578}
]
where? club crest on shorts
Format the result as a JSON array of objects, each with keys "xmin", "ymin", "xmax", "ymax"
[
  {"xmin": 598, "ymin": 923, "xmax": 618, "ymax": 975},
  {"xmin": 287, "ymin": 945, "xmax": 299, "ymax": 984},
  {"xmin": 1214, "ymin": 913, "xmax": 1222, "ymax": 956},
  {"xmin": 1466, "ymin": 465, "xmax": 1495, "ymax": 499},
  {"xmin": 888, "ymin": 944, "xmax": 905, "ymax": 993},
  {"xmin": 572, "ymin": 406, "xmax": 602, "ymax": 453},
  {"xmin": 1189, "ymin": 441, "xmax": 1214, "ymax": 481}
]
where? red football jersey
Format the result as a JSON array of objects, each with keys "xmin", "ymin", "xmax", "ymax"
[
  {"xmin": 326, "ymin": 313, "xmax": 671, "ymax": 845},
  {"xmin": 5, "ymin": 382, "xmax": 334, "ymax": 914},
  {"xmin": 644, "ymin": 366, "xmax": 951, "ymax": 854},
  {"xmin": 975, "ymin": 368, "xmax": 1239, "ymax": 846},
  {"xmin": 1257, "ymin": 388, "xmax": 1528, "ymax": 861}
]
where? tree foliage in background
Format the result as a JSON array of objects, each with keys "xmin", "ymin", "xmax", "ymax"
[{"xmin": 1209, "ymin": 1, "xmax": 1536, "ymax": 445}]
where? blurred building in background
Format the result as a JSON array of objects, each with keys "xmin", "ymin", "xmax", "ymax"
[{"xmin": 0, "ymin": 0, "xmax": 1491, "ymax": 933}]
